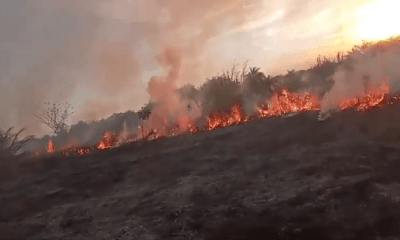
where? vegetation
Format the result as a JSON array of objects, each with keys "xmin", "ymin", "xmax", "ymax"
[
  {"xmin": 139, "ymin": 50, "xmax": 344, "ymax": 119},
  {"xmin": 137, "ymin": 101, "xmax": 155, "ymax": 136},
  {"xmin": 35, "ymin": 102, "xmax": 73, "ymax": 134},
  {"xmin": 0, "ymin": 126, "xmax": 34, "ymax": 157},
  {"xmin": 19, "ymin": 36, "xmax": 400, "ymax": 154}
]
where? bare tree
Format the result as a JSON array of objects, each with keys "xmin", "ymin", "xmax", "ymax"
[
  {"xmin": 0, "ymin": 126, "xmax": 35, "ymax": 156},
  {"xmin": 35, "ymin": 102, "xmax": 73, "ymax": 134}
]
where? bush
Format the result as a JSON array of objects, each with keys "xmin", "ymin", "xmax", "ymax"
[{"xmin": 0, "ymin": 126, "xmax": 35, "ymax": 157}]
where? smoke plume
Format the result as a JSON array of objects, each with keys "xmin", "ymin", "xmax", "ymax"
[
  {"xmin": 145, "ymin": 46, "xmax": 202, "ymax": 134},
  {"xmin": 4, "ymin": 0, "xmax": 400, "ymax": 154},
  {"xmin": 319, "ymin": 37, "xmax": 400, "ymax": 115},
  {"xmin": 0, "ymin": 0, "xmax": 269, "ymax": 138}
]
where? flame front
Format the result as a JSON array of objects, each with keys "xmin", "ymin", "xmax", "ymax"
[
  {"xmin": 257, "ymin": 89, "xmax": 320, "ymax": 117},
  {"xmin": 338, "ymin": 84, "xmax": 389, "ymax": 111},
  {"xmin": 96, "ymin": 131, "xmax": 118, "ymax": 150},
  {"xmin": 33, "ymin": 85, "xmax": 400, "ymax": 158},
  {"xmin": 206, "ymin": 105, "xmax": 244, "ymax": 130}
]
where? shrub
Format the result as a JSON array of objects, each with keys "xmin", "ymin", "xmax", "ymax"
[{"xmin": 0, "ymin": 126, "xmax": 35, "ymax": 158}]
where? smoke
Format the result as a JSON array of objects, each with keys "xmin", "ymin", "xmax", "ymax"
[
  {"xmin": 99, "ymin": 40, "xmax": 141, "ymax": 96},
  {"xmin": 144, "ymin": 46, "xmax": 202, "ymax": 133},
  {"xmin": 75, "ymin": 98, "xmax": 121, "ymax": 122},
  {"xmin": 319, "ymin": 37, "xmax": 400, "ymax": 115},
  {"xmin": 0, "ymin": 0, "xmax": 270, "ymax": 138},
  {"xmin": 0, "ymin": 0, "xmax": 100, "ymax": 136},
  {"xmin": 4, "ymin": 0, "xmax": 398, "ymax": 154}
]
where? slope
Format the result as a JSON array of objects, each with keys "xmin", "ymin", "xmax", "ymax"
[{"xmin": 1, "ymin": 105, "xmax": 400, "ymax": 240}]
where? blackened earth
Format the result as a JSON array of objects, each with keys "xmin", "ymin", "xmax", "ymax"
[{"xmin": 2, "ymin": 105, "xmax": 400, "ymax": 239}]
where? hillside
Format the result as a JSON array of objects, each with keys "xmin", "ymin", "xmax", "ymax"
[{"xmin": 2, "ymin": 104, "xmax": 400, "ymax": 240}]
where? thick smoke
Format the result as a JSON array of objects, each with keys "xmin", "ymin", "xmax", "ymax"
[
  {"xmin": 319, "ymin": 37, "xmax": 400, "ymax": 117},
  {"xmin": 1, "ymin": 0, "xmax": 269, "ymax": 152},
  {"xmin": 0, "ymin": 0, "xmax": 267, "ymax": 137},
  {"xmin": 144, "ymin": 46, "xmax": 202, "ymax": 133},
  {"xmin": 4, "ymin": 0, "xmax": 400, "ymax": 154}
]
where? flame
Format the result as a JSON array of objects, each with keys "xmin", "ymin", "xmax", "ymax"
[
  {"xmin": 96, "ymin": 131, "xmax": 118, "ymax": 149},
  {"xmin": 188, "ymin": 124, "xmax": 199, "ymax": 134},
  {"xmin": 46, "ymin": 139, "xmax": 55, "ymax": 153},
  {"xmin": 257, "ymin": 89, "xmax": 320, "ymax": 117},
  {"xmin": 34, "ymin": 84, "xmax": 400, "ymax": 157},
  {"xmin": 32, "ymin": 148, "xmax": 43, "ymax": 156},
  {"xmin": 338, "ymin": 84, "xmax": 389, "ymax": 111},
  {"xmin": 206, "ymin": 105, "xmax": 244, "ymax": 130}
]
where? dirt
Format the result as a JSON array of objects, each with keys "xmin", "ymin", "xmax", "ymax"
[{"xmin": 2, "ymin": 105, "xmax": 400, "ymax": 240}]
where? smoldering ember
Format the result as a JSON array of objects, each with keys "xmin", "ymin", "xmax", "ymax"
[{"xmin": 3, "ymin": 1, "xmax": 400, "ymax": 239}]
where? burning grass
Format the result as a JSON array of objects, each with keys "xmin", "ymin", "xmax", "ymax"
[
  {"xmin": 32, "ymin": 84, "xmax": 400, "ymax": 158},
  {"xmin": 30, "ymin": 35, "xmax": 400, "ymax": 158}
]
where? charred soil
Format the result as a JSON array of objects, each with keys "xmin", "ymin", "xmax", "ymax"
[{"xmin": 2, "ymin": 106, "xmax": 400, "ymax": 239}]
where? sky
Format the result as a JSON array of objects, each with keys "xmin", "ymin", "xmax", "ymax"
[{"xmin": 1, "ymin": 0, "xmax": 400, "ymax": 137}]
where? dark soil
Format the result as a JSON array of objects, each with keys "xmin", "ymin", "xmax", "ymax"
[{"xmin": 2, "ymin": 105, "xmax": 400, "ymax": 240}]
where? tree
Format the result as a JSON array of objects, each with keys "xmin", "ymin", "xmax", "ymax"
[
  {"xmin": 35, "ymin": 102, "xmax": 73, "ymax": 134},
  {"xmin": 248, "ymin": 67, "xmax": 262, "ymax": 77},
  {"xmin": 242, "ymin": 66, "xmax": 276, "ymax": 100},
  {"xmin": 137, "ymin": 102, "xmax": 154, "ymax": 137},
  {"xmin": 0, "ymin": 126, "xmax": 35, "ymax": 156}
]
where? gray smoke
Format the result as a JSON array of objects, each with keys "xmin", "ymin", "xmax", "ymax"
[{"xmin": 319, "ymin": 37, "xmax": 400, "ymax": 115}]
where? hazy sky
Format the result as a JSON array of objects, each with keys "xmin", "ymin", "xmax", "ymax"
[{"xmin": 1, "ymin": 0, "xmax": 399, "ymax": 136}]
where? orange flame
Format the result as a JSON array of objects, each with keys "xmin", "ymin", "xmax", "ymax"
[
  {"xmin": 47, "ymin": 139, "xmax": 54, "ymax": 153},
  {"xmin": 188, "ymin": 124, "xmax": 199, "ymax": 134},
  {"xmin": 96, "ymin": 131, "xmax": 118, "ymax": 150},
  {"xmin": 338, "ymin": 84, "xmax": 389, "ymax": 111},
  {"xmin": 206, "ymin": 104, "xmax": 244, "ymax": 130},
  {"xmin": 257, "ymin": 89, "xmax": 320, "ymax": 117},
  {"xmin": 35, "ymin": 84, "xmax": 400, "ymax": 157}
]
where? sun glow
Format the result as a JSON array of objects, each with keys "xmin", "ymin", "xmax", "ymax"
[{"xmin": 355, "ymin": 0, "xmax": 400, "ymax": 41}]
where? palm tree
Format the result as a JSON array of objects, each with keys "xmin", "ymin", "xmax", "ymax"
[{"xmin": 248, "ymin": 67, "xmax": 262, "ymax": 78}]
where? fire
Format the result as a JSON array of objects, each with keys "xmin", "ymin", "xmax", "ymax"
[
  {"xmin": 33, "ymin": 148, "xmax": 43, "ymax": 156},
  {"xmin": 96, "ymin": 131, "xmax": 118, "ymax": 150},
  {"xmin": 257, "ymin": 89, "xmax": 320, "ymax": 117},
  {"xmin": 62, "ymin": 146, "xmax": 94, "ymax": 157},
  {"xmin": 338, "ymin": 84, "xmax": 389, "ymax": 111},
  {"xmin": 206, "ymin": 105, "xmax": 244, "ymax": 130},
  {"xmin": 33, "ymin": 85, "xmax": 400, "ymax": 158},
  {"xmin": 188, "ymin": 124, "xmax": 199, "ymax": 134},
  {"xmin": 47, "ymin": 139, "xmax": 55, "ymax": 153}
]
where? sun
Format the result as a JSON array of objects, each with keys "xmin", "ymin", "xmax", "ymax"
[{"xmin": 355, "ymin": 0, "xmax": 400, "ymax": 41}]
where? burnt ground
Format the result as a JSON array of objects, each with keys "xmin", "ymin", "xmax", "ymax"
[{"xmin": 2, "ymin": 105, "xmax": 400, "ymax": 240}]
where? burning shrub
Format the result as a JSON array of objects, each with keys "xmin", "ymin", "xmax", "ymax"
[
  {"xmin": 197, "ymin": 62, "xmax": 248, "ymax": 116},
  {"xmin": 199, "ymin": 75, "xmax": 243, "ymax": 115},
  {"xmin": 241, "ymin": 67, "xmax": 277, "ymax": 114},
  {"xmin": 26, "ymin": 35, "xmax": 400, "ymax": 157}
]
